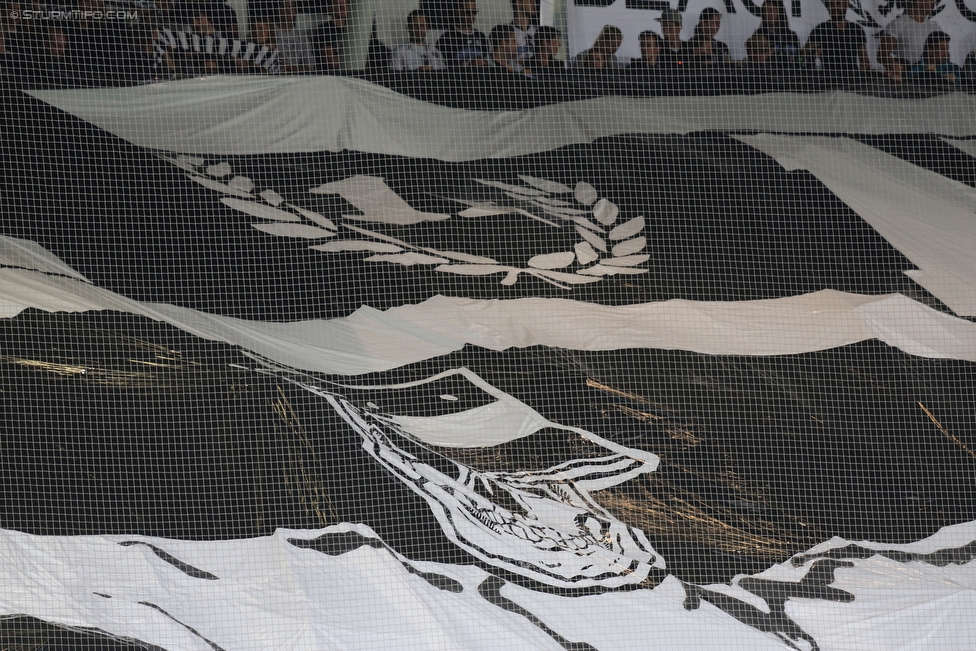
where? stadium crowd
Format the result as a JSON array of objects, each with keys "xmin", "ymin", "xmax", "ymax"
[{"xmin": 1, "ymin": 0, "xmax": 975, "ymax": 90}]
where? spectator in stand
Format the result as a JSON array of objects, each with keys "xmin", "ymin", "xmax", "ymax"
[
  {"xmin": 909, "ymin": 31, "xmax": 961, "ymax": 82},
  {"xmin": 488, "ymin": 23, "xmax": 530, "ymax": 75},
  {"xmin": 745, "ymin": 33, "xmax": 772, "ymax": 65},
  {"xmin": 190, "ymin": 10, "xmax": 229, "ymax": 73},
  {"xmin": 148, "ymin": 0, "xmax": 183, "ymax": 32},
  {"xmin": 237, "ymin": 19, "xmax": 279, "ymax": 72},
  {"xmin": 437, "ymin": 0, "xmax": 489, "ymax": 67},
  {"xmin": 965, "ymin": 48, "xmax": 976, "ymax": 84},
  {"xmin": 755, "ymin": 0, "xmax": 799, "ymax": 63},
  {"xmin": 315, "ymin": 0, "xmax": 346, "ymax": 71},
  {"xmin": 574, "ymin": 24, "xmax": 623, "ymax": 69},
  {"xmin": 199, "ymin": 1, "xmax": 240, "ymax": 38},
  {"xmin": 629, "ymin": 30, "xmax": 661, "ymax": 70},
  {"xmin": 658, "ymin": 9, "xmax": 690, "ymax": 68},
  {"xmin": 1, "ymin": 1, "xmax": 29, "ymax": 67},
  {"xmin": 882, "ymin": 0, "xmax": 937, "ymax": 66},
  {"xmin": 391, "ymin": 9, "xmax": 444, "ymax": 71},
  {"xmin": 532, "ymin": 25, "xmax": 562, "ymax": 70},
  {"xmin": 276, "ymin": 0, "xmax": 314, "ymax": 73},
  {"xmin": 511, "ymin": 0, "xmax": 537, "ymax": 62},
  {"xmin": 123, "ymin": 24, "xmax": 159, "ymax": 82},
  {"xmin": 803, "ymin": 0, "xmax": 868, "ymax": 73},
  {"xmin": 64, "ymin": 0, "xmax": 127, "ymax": 83},
  {"xmin": 689, "ymin": 8, "xmax": 729, "ymax": 65}
]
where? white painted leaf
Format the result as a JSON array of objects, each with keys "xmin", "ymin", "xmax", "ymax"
[
  {"xmin": 435, "ymin": 264, "xmax": 510, "ymax": 276},
  {"xmin": 474, "ymin": 179, "xmax": 545, "ymax": 196},
  {"xmin": 311, "ymin": 241, "xmax": 402, "ymax": 253},
  {"xmin": 159, "ymin": 155, "xmax": 198, "ymax": 173},
  {"xmin": 206, "ymin": 162, "xmax": 232, "ymax": 177},
  {"xmin": 428, "ymin": 250, "xmax": 498, "ymax": 264},
  {"xmin": 531, "ymin": 195, "xmax": 575, "ymax": 207},
  {"xmin": 504, "ymin": 189, "xmax": 546, "ymax": 202},
  {"xmin": 221, "ymin": 198, "xmax": 300, "ymax": 221},
  {"xmin": 575, "ymin": 226, "xmax": 607, "ymax": 252},
  {"xmin": 260, "ymin": 189, "xmax": 285, "ymax": 206},
  {"xmin": 527, "ymin": 251, "xmax": 576, "ymax": 270},
  {"xmin": 518, "ymin": 175, "xmax": 573, "ymax": 194},
  {"xmin": 228, "ymin": 176, "xmax": 254, "ymax": 193},
  {"xmin": 501, "ymin": 270, "xmax": 520, "ymax": 285},
  {"xmin": 459, "ymin": 206, "xmax": 516, "ymax": 217},
  {"xmin": 574, "ymin": 181, "xmax": 598, "ymax": 205},
  {"xmin": 451, "ymin": 200, "xmax": 558, "ymax": 227},
  {"xmin": 188, "ymin": 174, "xmax": 253, "ymax": 198},
  {"xmin": 529, "ymin": 269, "xmax": 602, "ymax": 285},
  {"xmin": 612, "ymin": 237, "xmax": 646, "ymax": 257},
  {"xmin": 574, "ymin": 241, "xmax": 599, "ymax": 265},
  {"xmin": 593, "ymin": 198, "xmax": 619, "ymax": 225},
  {"xmin": 576, "ymin": 264, "xmax": 614, "ymax": 276},
  {"xmin": 531, "ymin": 201, "xmax": 589, "ymax": 217},
  {"xmin": 577, "ymin": 264, "xmax": 648, "ymax": 276},
  {"xmin": 572, "ymin": 217, "xmax": 604, "ymax": 233},
  {"xmin": 364, "ymin": 252, "xmax": 447, "ymax": 266},
  {"xmin": 288, "ymin": 205, "xmax": 337, "ymax": 231},
  {"xmin": 602, "ymin": 253, "xmax": 650, "ymax": 267},
  {"xmin": 609, "ymin": 216, "xmax": 645, "ymax": 241},
  {"xmin": 251, "ymin": 223, "xmax": 335, "ymax": 239},
  {"xmin": 344, "ymin": 225, "xmax": 414, "ymax": 249}
]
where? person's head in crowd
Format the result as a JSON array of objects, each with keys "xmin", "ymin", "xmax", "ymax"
[
  {"xmin": 761, "ymin": 0, "xmax": 787, "ymax": 30},
  {"xmin": 908, "ymin": 0, "xmax": 936, "ymax": 19},
  {"xmin": 253, "ymin": 20, "xmax": 275, "ymax": 47},
  {"xmin": 826, "ymin": 0, "xmax": 848, "ymax": 23},
  {"xmin": 696, "ymin": 7, "xmax": 722, "ymax": 39},
  {"xmin": 513, "ymin": 0, "xmax": 536, "ymax": 29},
  {"xmin": 329, "ymin": 0, "xmax": 348, "ymax": 29},
  {"xmin": 576, "ymin": 24, "xmax": 621, "ymax": 68},
  {"xmin": 406, "ymin": 9, "xmax": 428, "ymax": 45},
  {"xmin": 133, "ymin": 24, "xmax": 157, "ymax": 57},
  {"xmin": 660, "ymin": 9, "xmax": 683, "ymax": 50},
  {"xmin": 193, "ymin": 11, "xmax": 217, "ymax": 36},
  {"xmin": 592, "ymin": 24, "xmax": 623, "ymax": 57},
  {"xmin": 534, "ymin": 24, "xmax": 561, "ymax": 66},
  {"xmin": 489, "ymin": 23, "xmax": 517, "ymax": 64},
  {"xmin": 638, "ymin": 30, "xmax": 660, "ymax": 65},
  {"xmin": 3, "ymin": 1, "xmax": 22, "ymax": 33},
  {"xmin": 457, "ymin": 0, "xmax": 478, "ymax": 33},
  {"xmin": 278, "ymin": 0, "xmax": 298, "ymax": 30},
  {"xmin": 746, "ymin": 33, "xmax": 771, "ymax": 64},
  {"xmin": 921, "ymin": 30, "xmax": 950, "ymax": 65},
  {"xmin": 46, "ymin": 27, "xmax": 68, "ymax": 58}
]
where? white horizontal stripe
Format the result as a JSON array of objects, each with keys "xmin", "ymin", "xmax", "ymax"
[
  {"xmin": 28, "ymin": 77, "xmax": 976, "ymax": 160},
  {"xmin": 4, "ymin": 263, "xmax": 976, "ymax": 374}
]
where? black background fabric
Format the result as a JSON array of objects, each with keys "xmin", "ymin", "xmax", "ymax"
[
  {"xmin": 2, "ymin": 310, "xmax": 975, "ymax": 584},
  {"xmin": 0, "ymin": 89, "xmax": 944, "ymax": 321}
]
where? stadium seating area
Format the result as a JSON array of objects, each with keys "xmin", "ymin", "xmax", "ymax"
[{"xmin": 2, "ymin": 0, "xmax": 974, "ymax": 95}]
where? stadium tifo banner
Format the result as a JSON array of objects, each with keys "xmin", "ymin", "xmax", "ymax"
[
  {"xmin": 567, "ymin": 0, "xmax": 976, "ymax": 62},
  {"xmin": 3, "ymin": 78, "xmax": 976, "ymax": 650}
]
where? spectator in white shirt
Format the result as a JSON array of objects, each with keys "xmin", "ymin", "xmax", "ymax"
[
  {"xmin": 533, "ymin": 25, "xmax": 562, "ymax": 70},
  {"xmin": 391, "ymin": 10, "xmax": 445, "ymax": 71},
  {"xmin": 881, "ymin": 0, "xmax": 938, "ymax": 66},
  {"xmin": 511, "ymin": 0, "xmax": 537, "ymax": 62},
  {"xmin": 275, "ymin": 0, "xmax": 314, "ymax": 73},
  {"xmin": 488, "ymin": 24, "xmax": 530, "ymax": 75}
]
